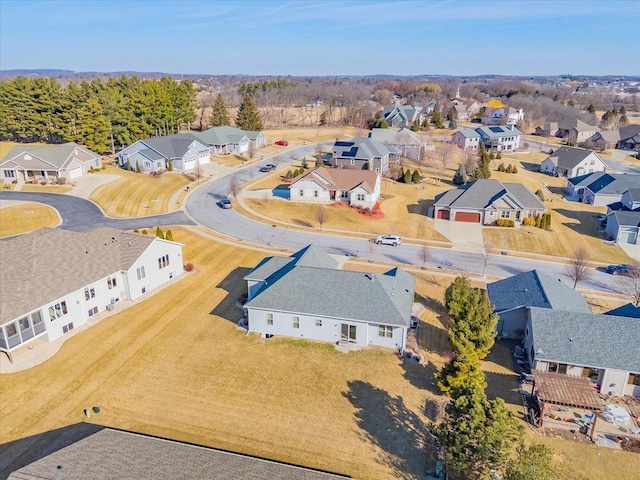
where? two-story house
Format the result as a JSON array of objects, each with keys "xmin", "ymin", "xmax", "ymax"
[
  {"xmin": 539, "ymin": 146, "xmax": 606, "ymax": 178},
  {"xmin": 331, "ymin": 137, "xmax": 400, "ymax": 174}
]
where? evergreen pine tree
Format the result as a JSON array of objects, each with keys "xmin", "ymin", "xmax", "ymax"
[
  {"xmin": 235, "ymin": 94, "xmax": 263, "ymax": 131},
  {"xmin": 404, "ymin": 169, "xmax": 412, "ymax": 184},
  {"xmin": 165, "ymin": 230, "xmax": 174, "ymax": 241},
  {"xmin": 399, "ymin": 167, "xmax": 405, "ymax": 182},
  {"xmin": 209, "ymin": 94, "xmax": 230, "ymax": 127},
  {"xmin": 167, "ymin": 159, "xmax": 173, "ymax": 171},
  {"xmin": 452, "ymin": 164, "xmax": 468, "ymax": 185},
  {"xmin": 412, "ymin": 169, "xmax": 420, "ymax": 183},
  {"xmin": 431, "ymin": 104, "xmax": 444, "ymax": 129},
  {"xmin": 474, "ymin": 144, "xmax": 491, "ymax": 179},
  {"xmin": 155, "ymin": 226, "xmax": 164, "ymax": 239}
]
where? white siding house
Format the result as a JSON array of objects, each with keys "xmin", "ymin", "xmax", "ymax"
[
  {"xmin": 539, "ymin": 146, "xmax": 606, "ymax": 178},
  {"xmin": 117, "ymin": 134, "xmax": 210, "ymax": 173},
  {"xmin": 0, "ymin": 227, "xmax": 184, "ymax": 362},
  {"xmin": 243, "ymin": 246, "xmax": 415, "ymax": 352}
]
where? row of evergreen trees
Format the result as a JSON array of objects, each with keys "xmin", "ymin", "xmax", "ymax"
[
  {"xmin": 209, "ymin": 93, "xmax": 263, "ymax": 131},
  {"xmin": 0, "ymin": 76, "xmax": 198, "ymax": 153}
]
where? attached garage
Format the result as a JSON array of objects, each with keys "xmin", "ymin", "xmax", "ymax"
[
  {"xmin": 455, "ymin": 212, "xmax": 481, "ymax": 223},
  {"xmin": 436, "ymin": 209, "xmax": 450, "ymax": 220},
  {"xmin": 68, "ymin": 167, "xmax": 83, "ymax": 179},
  {"xmin": 620, "ymin": 229, "xmax": 639, "ymax": 244}
]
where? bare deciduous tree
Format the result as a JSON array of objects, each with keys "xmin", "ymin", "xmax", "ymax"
[
  {"xmin": 481, "ymin": 241, "xmax": 496, "ymax": 277},
  {"xmin": 228, "ymin": 175, "xmax": 239, "ymax": 197},
  {"xmin": 564, "ymin": 247, "xmax": 592, "ymax": 289},
  {"xmin": 614, "ymin": 267, "xmax": 640, "ymax": 306},
  {"xmin": 368, "ymin": 240, "xmax": 376, "ymax": 263},
  {"xmin": 418, "ymin": 245, "xmax": 432, "ymax": 270},
  {"xmin": 316, "ymin": 206, "xmax": 327, "ymax": 230},
  {"xmin": 430, "ymin": 143, "xmax": 453, "ymax": 186}
]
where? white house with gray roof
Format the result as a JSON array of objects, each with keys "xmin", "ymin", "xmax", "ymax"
[
  {"xmin": 243, "ymin": 246, "xmax": 415, "ymax": 351},
  {"xmin": 0, "ymin": 142, "xmax": 101, "ymax": 185},
  {"xmin": 481, "ymin": 106, "xmax": 524, "ymax": 126},
  {"xmin": 331, "ymin": 137, "xmax": 400, "ymax": 174},
  {"xmin": 523, "ymin": 307, "xmax": 640, "ymax": 398},
  {"xmin": 566, "ymin": 172, "xmax": 640, "ymax": 206},
  {"xmin": 196, "ymin": 126, "xmax": 266, "ymax": 154},
  {"xmin": 475, "ymin": 125, "xmax": 522, "ymax": 152},
  {"xmin": 381, "ymin": 105, "xmax": 424, "ymax": 128},
  {"xmin": 117, "ymin": 134, "xmax": 210, "ymax": 173},
  {"xmin": 487, "ymin": 270, "xmax": 591, "ymax": 339},
  {"xmin": 539, "ymin": 146, "xmax": 606, "ymax": 178},
  {"xmin": 0, "ymin": 227, "xmax": 183, "ymax": 362},
  {"xmin": 368, "ymin": 127, "xmax": 429, "ymax": 160},
  {"xmin": 433, "ymin": 179, "xmax": 545, "ymax": 224},
  {"xmin": 451, "ymin": 127, "xmax": 482, "ymax": 152}
]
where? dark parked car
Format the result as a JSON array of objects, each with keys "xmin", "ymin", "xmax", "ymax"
[
  {"xmin": 259, "ymin": 163, "xmax": 276, "ymax": 172},
  {"xmin": 606, "ymin": 264, "xmax": 639, "ymax": 276},
  {"xmin": 275, "ymin": 140, "xmax": 288, "ymax": 146},
  {"xmin": 220, "ymin": 198, "xmax": 232, "ymax": 209}
]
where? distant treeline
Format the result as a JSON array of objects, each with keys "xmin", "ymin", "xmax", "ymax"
[{"xmin": 0, "ymin": 76, "xmax": 197, "ymax": 154}]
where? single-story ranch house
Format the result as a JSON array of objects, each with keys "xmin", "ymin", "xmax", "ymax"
[
  {"xmin": 117, "ymin": 134, "xmax": 210, "ymax": 173},
  {"xmin": 433, "ymin": 179, "xmax": 545, "ymax": 224},
  {"xmin": 0, "ymin": 142, "xmax": 101, "ymax": 185},
  {"xmin": 566, "ymin": 172, "xmax": 640, "ymax": 206},
  {"xmin": 195, "ymin": 126, "xmax": 267, "ymax": 155},
  {"xmin": 539, "ymin": 146, "xmax": 606, "ymax": 178},
  {"xmin": 523, "ymin": 307, "xmax": 640, "ymax": 398},
  {"xmin": 331, "ymin": 137, "xmax": 400, "ymax": 174},
  {"xmin": 368, "ymin": 127, "xmax": 429, "ymax": 160},
  {"xmin": 487, "ymin": 270, "xmax": 591, "ymax": 339},
  {"xmin": 243, "ymin": 245, "xmax": 415, "ymax": 351},
  {"xmin": 0, "ymin": 227, "xmax": 183, "ymax": 362},
  {"xmin": 289, "ymin": 167, "xmax": 381, "ymax": 210}
]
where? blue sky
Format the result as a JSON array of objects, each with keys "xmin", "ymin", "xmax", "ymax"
[{"xmin": 1, "ymin": 0, "xmax": 639, "ymax": 76}]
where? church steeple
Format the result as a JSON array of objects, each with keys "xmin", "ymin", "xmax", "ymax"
[{"xmin": 455, "ymin": 84, "xmax": 461, "ymax": 99}]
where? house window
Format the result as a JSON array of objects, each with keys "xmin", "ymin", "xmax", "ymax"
[
  {"xmin": 583, "ymin": 367, "xmax": 600, "ymax": 381},
  {"xmin": 500, "ymin": 210, "xmax": 510, "ymax": 219},
  {"xmin": 6, "ymin": 322, "xmax": 18, "ymax": 337},
  {"xmin": 84, "ymin": 287, "xmax": 95, "ymax": 300},
  {"xmin": 341, "ymin": 191, "xmax": 349, "ymax": 198},
  {"xmin": 299, "ymin": 189, "xmax": 304, "ymax": 196},
  {"xmin": 48, "ymin": 301, "xmax": 67, "ymax": 320},
  {"xmin": 267, "ymin": 313, "xmax": 273, "ymax": 325},
  {"xmin": 136, "ymin": 266, "xmax": 146, "ymax": 280},
  {"xmin": 107, "ymin": 276, "xmax": 117, "ymax": 289},
  {"xmin": 315, "ymin": 319, "xmax": 322, "ymax": 327},
  {"xmin": 141, "ymin": 286, "xmax": 146, "ymax": 294},
  {"xmin": 293, "ymin": 316, "xmax": 300, "ymax": 329},
  {"xmin": 158, "ymin": 254, "xmax": 170, "ymax": 269},
  {"xmin": 350, "ymin": 159, "xmax": 355, "ymax": 166},
  {"xmin": 62, "ymin": 322, "xmax": 74, "ymax": 334},
  {"xmin": 356, "ymin": 194, "xmax": 365, "ymax": 201},
  {"xmin": 19, "ymin": 317, "xmax": 30, "ymax": 331},
  {"xmin": 628, "ymin": 374, "xmax": 640, "ymax": 386},
  {"xmin": 314, "ymin": 191, "xmax": 319, "ymax": 198},
  {"xmin": 3, "ymin": 170, "xmax": 15, "ymax": 178},
  {"xmin": 87, "ymin": 306, "xmax": 98, "ymax": 317},
  {"xmin": 378, "ymin": 325, "xmax": 393, "ymax": 338}
]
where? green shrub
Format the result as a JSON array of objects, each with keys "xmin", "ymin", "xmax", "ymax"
[
  {"xmin": 496, "ymin": 218, "xmax": 515, "ymax": 227},
  {"xmin": 165, "ymin": 230, "xmax": 174, "ymax": 241},
  {"xmin": 535, "ymin": 189, "xmax": 545, "ymax": 201},
  {"xmin": 141, "ymin": 229, "xmax": 148, "ymax": 235},
  {"xmin": 133, "ymin": 228, "xmax": 140, "ymax": 233},
  {"xmin": 497, "ymin": 163, "xmax": 506, "ymax": 172},
  {"xmin": 285, "ymin": 170, "xmax": 293, "ymax": 179},
  {"xmin": 404, "ymin": 169, "xmax": 412, "ymax": 184},
  {"xmin": 496, "ymin": 152, "xmax": 502, "ymax": 159},
  {"xmin": 522, "ymin": 217, "xmax": 534, "ymax": 226},
  {"xmin": 412, "ymin": 169, "xmax": 420, "ymax": 183},
  {"xmin": 301, "ymin": 159, "xmax": 308, "ymax": 170},
  {"xmin": 155, "ymin": 226, "xmax": 164, "ymax": 239}
]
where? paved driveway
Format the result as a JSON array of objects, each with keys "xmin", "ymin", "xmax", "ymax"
[{"xmin": 433, "ymin": 219, "xmax": 484, "ymax": 253}]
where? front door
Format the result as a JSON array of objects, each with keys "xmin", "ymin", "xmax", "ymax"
[{"xmin": 340, "ymin": 323, "xmax": 357, "ymax": 344}]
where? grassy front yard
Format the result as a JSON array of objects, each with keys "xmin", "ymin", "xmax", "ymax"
[
  {"xmin": 89, "ymin": 166, "xmax": 191, "ymax": 217},
  {"xmin": 20, "ymin": 184, "xmax": 73, "ymax": 194},
  {"xmin": 0, "ymin": 202, "xmax": 59, "ymax": 237}
]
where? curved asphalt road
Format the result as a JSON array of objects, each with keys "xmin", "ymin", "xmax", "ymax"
[{"xmin": 0, "ymin": 191, "xmax": 194, "ymax": 232}]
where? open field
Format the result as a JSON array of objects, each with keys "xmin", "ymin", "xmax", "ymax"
[
  {"xmin": 89, "ymin": 166, "xmax": 191, "ymax": 217},
  {"xmin": 0, "ymin": 202, "xmax": 59, "ymax": 237},
  {"xmin": 243, "ymin": 177, "xmax": 450, "ymax": 243}
]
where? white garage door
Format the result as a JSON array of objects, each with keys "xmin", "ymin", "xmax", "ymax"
[
  {"xmin": 198, "ymin": 154, "xmax": 210, "ymax": 165},
  {"xmin": 621, "ymin": 229, "xmax": 638, "ymax": 244},
  {"xmin": 68, "ymin": 167, "xmax": 83, "ymax": 178},
  {"xmin": 238, "ymin": 143, "xmax": 249, "ymax": 153}
]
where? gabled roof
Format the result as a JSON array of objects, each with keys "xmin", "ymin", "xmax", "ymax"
[
  {"xmin": 568, "ymin": 172, "xmax": 640, "ymax": 195},
  {"xmin": 487, "ymin": 270, "xmax": 591, "ymax": 313},
  {"xmin": 382, "ymin": 105, "xmax": 419, "ymax": 123},
  {"xmin": 529, "ymin": 307, "xmax": 640, "ymax": 373},
  {"xmin": 7, "ymin": 428, "xmax": 348, "ymax": 480},
  {"xmin": 610, "ymin": 209, "xmax": 640, "ymax": 227},
  {"xmin": 245, "ymin": 246, "xmax": 414, "ymax": 327},
  {"xmin": 244, "ymin": 245, "xmax": 338, "ymax": 283},
  {"xmin": 333, "ymin": 137, "xmax": 399, "ymax": 161},
  {"xmin": 617, "ymin": 124, "xmax": 640, "ymax": 141},
  {"xmin": 0, "ymin": 228, "xmax": 179, "ymax": 324},
  {"xmin": 136, "ymin": 134, "xmax": 209, "ymax": 160},
  {"xmin": 453, "ymin": 127, "xmax": 481, "ymax": 139},
  {"xmin": 244, "ymin": 130, "xmax": 266, "ymax": 140},
  {"xmin": 291, "ymin": 167, "xmax": 378, "ymax": 193},
  {"xmin": 0, "ymin": 142, "xmax": 100, "ymax": 169},
  {"xmin": 475, "ymin": 125, "xmax": 522, "ymax": 139},
  {"xmin": 196, "ymin": 126, "xmax": 251, "ymax": 146},
  {"xmin": 592, "ymin": 129, "xmax": 621, "ymax": 143},
  {"xmin": 556, "ymin": 118, "xmax": 600, "ymax": 132},
  {"xmin": 433, "ymin": 179, "xmax": 545, "ymax": 211},
  {"xmin": 368, "ymin": 127, "xmax": 424, "ymax": 145},
  {"xmin": 543, "ymin": 146, "xmax": 603, "ymax": 169},
  {"xmin": 605, "ymin": 303, "xmax": 640, "ymax": 319}
]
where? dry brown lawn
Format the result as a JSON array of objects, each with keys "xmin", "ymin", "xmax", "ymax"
[
  {"xmin": 20, "ymin": 185, "xmax": 73, "ymax": 194},
  {"xmin": 89, "ymin": 166, "xmax": 191, "ymax": 217},
  {"xmin": 0, "ymin": 141, "xmax": 17, "ymax": 159},
  {"xmin": 0, "ymin": 203, "xmax": 59, "ymax": 237}
]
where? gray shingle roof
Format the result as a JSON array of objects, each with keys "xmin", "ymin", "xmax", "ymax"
[
  {"xmin": 196, "ymin": 126, "xmax": 250, "ymax": 146},
  {"xmin": 0, "ymin": 228, "xmax": 164, "ymax": 324},
  {"xmin": 8, "ymin": 428, "xmax": 348, "ymax": 480},
  {"xmin": 605, "ymin": 303, "xmax": 640, "ymax": 319},
  {"xmin": 619, "ymin": 124, "xmax": 640, "ymax": 141},
  {"xmin": 333, "ymin": 137, "xmax": 399, "ymax": 161},
  {"xmin": 529, "ymin": 307, "xmax": 640, "ymax": 373},
  {"xmin": 0, "ymin": 142, "xmax": 100, "ymax": 168},
  {"xmin": 611, "ymin": 209, "xmax": 640, "ymax": 227},
  {"xmin": 433, "ymin": 179, "xmax": 545, "ymax": 210},
  {"xmin": 138, "ymin": 134, "xmax": 209, "ymax": 159},
  {"xmin": 244, "ymin": 245, "xmax": 338, "ymax": 283},
  {"xmin": 487, "ymin": 270, "xmax": 591, "ymax": 313},
  {"xmin": 568, "ymin": 172, "xmax": 640, "ymax": 195},
  {"xmin": 245, "ymin": 246, "xmax": 414, "ymax": 327},
  {"xmin": 557, "ymin": 118, "xmax": 599, "ymax": 132},
  {"xmin": 475, "ymin": 125, "xmax": 522, "ymax": 139},
  {"xmin": 454, "ymin": 127, "xmax": 481, "ymax": 138},
  {"xmin": 368, "ymin": 127, "xmax": 424, "ymax": 145},
  {"xmin": 543, "ymin": 146, "xmax": 602, "ymax": 169}
]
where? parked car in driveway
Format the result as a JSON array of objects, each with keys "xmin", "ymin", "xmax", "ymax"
[
  {"xmin": 375, "ymin": 235, "xmax": 402, "ymax": 246},
  {"xmin": 275, "ymin": 140, "xmax": 288, "ymax": 146},
  {"xmin": 606, "ymin": 264, "xmax": 639, "ymax": 276},
  {"xmin": 220, "ymin": 198, "xmax": 232, "ymax": 209}
]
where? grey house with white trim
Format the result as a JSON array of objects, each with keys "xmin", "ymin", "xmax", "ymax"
[
  {"xmin": 451, "ymin": 127, "xmax": 481, "ymax": 152},
  {"xmin": 539, "ymin": 146, "xmax": 606, "ymax": 178},
  {"xmin": 0, "ymin": 143, "xmax": 101, "ymax": 184},
  {"xmin": 475, "ymin": 125, "xmax": 522, "ymax": 152},
  {"xmin": 0, "ymin": 227, "xmax": 183, "ymax": 362},
  {"xmin": 196, "ymin": 126, "xmax": 266, "ymax": 154},
  {"xmin": 487, "ymin": 270, "xmax": 591, "ymax": 339},
  {"xmin": 605, "ymin": 209, "xmax": 640, "ymax": 244},
  {"xmin": 368, "ymin": 127, "xmax": 428, "ymax": 160},
  {"xmin": 117, "ymin": 134, "xmax": 210, "ymax": 173},
  {"xmin": 433, "ymin": 179, "xmax": 545, "ymax": 224},
  {"xmin": 243, "ymin": 246, "xmax": 415, "ymax": 351},
  {"xmin": 523, "ymin": 307, "xmax": 640, "ymax": 398},
  {"xmin": 331, "ymin": 137, "xmax": 400, "ymax": 173},
  {"xmin": 566, "ymin": 172, "xmax": 640, "ymax": 206}
]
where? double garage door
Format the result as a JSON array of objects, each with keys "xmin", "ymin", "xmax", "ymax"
[
  {"xmin": 455, "ymin": 212, "xmax": 481, "ymax": 223},
  {"xmin": 68, "ymin": 167, "xmax": 83, "ymax": 179}
]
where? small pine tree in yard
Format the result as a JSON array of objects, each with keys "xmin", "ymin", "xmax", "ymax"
[
  {"xmin": 452, "ymin": 164, "xmax": 468, "ymax": 185},
  {"xmin": 167, "ymin": 159, "xmax": 173, "ymax": 171},
  {"xmin": 496, "ymin": 152, "xmax": 502, "ymax": 159},
  {"xmin": 165, "ymin": 230, "xmax": 174, "ymax": 241},
  {"xmin": 497, "ymin": 163, "xmax": 505, "ymax": 172},
  {"xmin": 141, "ymin": 229, "xmax": 148, "ymax": 235},
  {"xmin": 488, "ymin": 151, "xmax": 495, "ymax": 160},
  {"xmin": 285, "ymin": 170, "xmax": 293, "ymax": 179},
  {"xmin": 133, "ymin": 228, "xmax": 139, "ymax": 233},
  {"xmin": 301, "ymin": 159, "xmax": 308, "ymax": 169},
  {"xmin": 399, "ymin": 167, "xmax": 405, "ymax": 182},
  {"xmin": 412, "ymin": 169, "xmax": 420, "ymax": 183},
  {"xmin": 125, "ymin": 160, "xmax": 131, "ymax": 171},
  {"xmin": 404, "ymin": 169, "xmax": 412, "ymax": 184},
  {"xmin": 155, "ymin": 226, "xmax": 164, "ymax": 239},
  {"xmin": 535, "ymin": 189, "xmax": 545, "ymax": 201},
  {"xmin": 535, "ymin": 214, "xmax": 542, "ymax": 228},
  {"xmin": 315, "ymin": 157, "xmax": 324, "ymax": 167}
]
